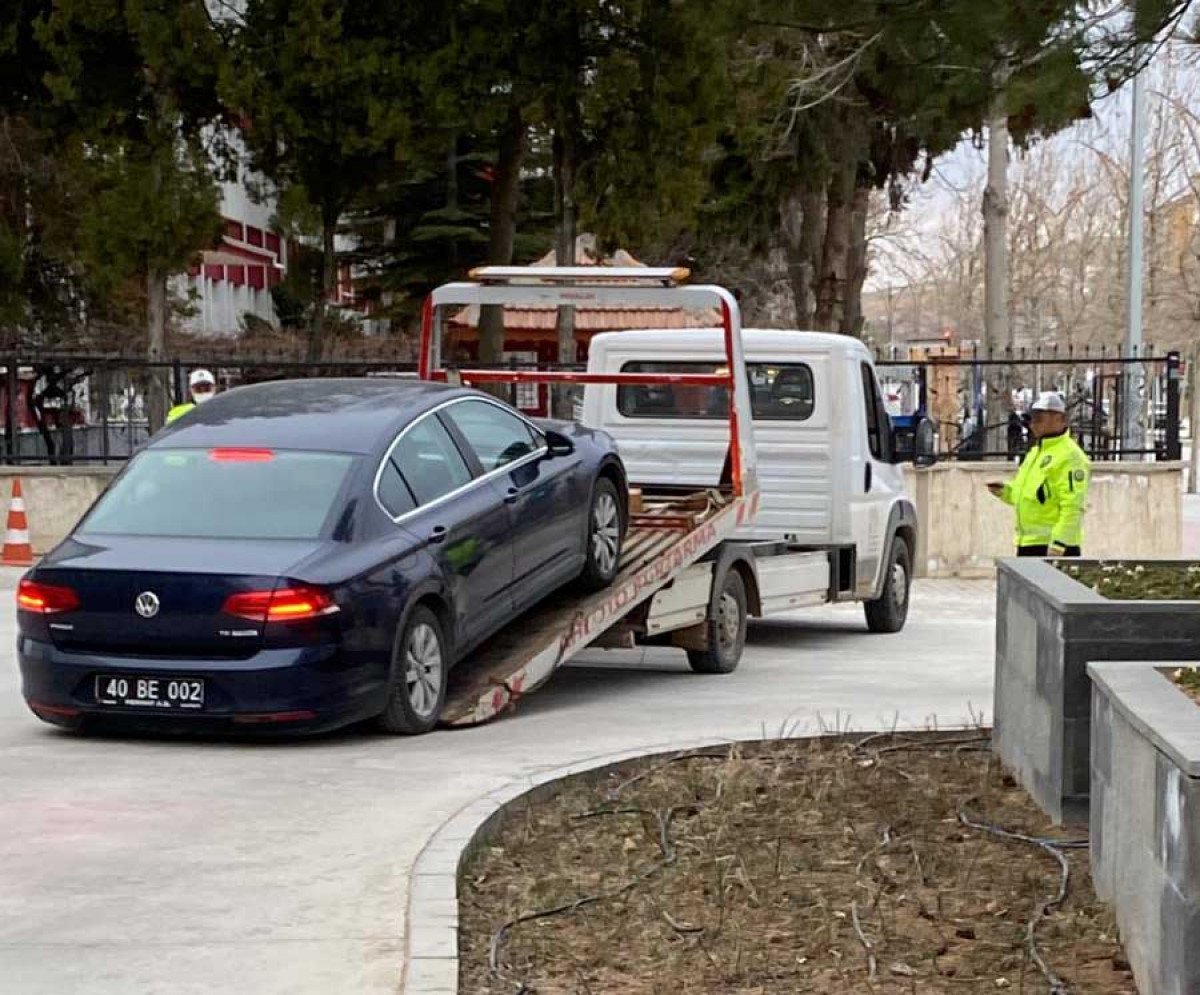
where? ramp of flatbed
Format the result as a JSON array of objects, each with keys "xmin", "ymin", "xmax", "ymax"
[{"xmin": 441, "ymin": 490, "xmax": 748, "ymax": 726}]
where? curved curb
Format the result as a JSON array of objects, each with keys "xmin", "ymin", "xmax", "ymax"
[{"xmin": 399, "ymin": 735, "xmax": 737, "ymax": 994}]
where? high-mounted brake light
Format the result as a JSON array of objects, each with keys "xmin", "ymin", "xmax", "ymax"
[
  {"xmin": 18, "ymin": 579, "xmax": 80, "ymax": 614},
  {"xmin": 209, "ymin": 448, "xmax": 275, "ymax": 463},
  {"xmin": 222, "ymin": 586, "xmax": 338, "ymax": 623}
]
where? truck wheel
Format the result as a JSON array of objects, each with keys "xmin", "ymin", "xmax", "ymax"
[
  {"xmin": 578, "ymin": 477, "xmax": 624, "ymax": 591},
  {"xmin": 864, "ymin": 538, "xmax": 912, "ymax": 634},
  {"xmin": 377, "ymin": 605, "xmax": 446, "ymax": 735},
  {"xmin": 687, "ymin": 568, "xmax": 747, "ymax": 674}
]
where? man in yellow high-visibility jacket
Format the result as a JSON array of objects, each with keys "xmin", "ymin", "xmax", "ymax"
[
  {"xmin": 166, "ymin": 368, "xmax": 217, "ymax": 425},
  {"xmin": 987, "ymin": 391, "xmax": 1091, "ymax": 557}
]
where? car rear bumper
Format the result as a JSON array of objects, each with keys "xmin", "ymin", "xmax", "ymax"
[{"xmin": 17, "ymin": 636, "xmax": 387, "ymax": 735}]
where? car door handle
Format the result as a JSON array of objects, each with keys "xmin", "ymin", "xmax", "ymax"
[
  {"xmin": 429, "ymin": 526, "xmax": 448, "ymax": 544},
  {"xmin": 864, "ymin": 463, "xmax": 873, "ymax": 493},
  {"xmin": 504, "ymin": 487, "xmax": 520, "ymax": 505}
]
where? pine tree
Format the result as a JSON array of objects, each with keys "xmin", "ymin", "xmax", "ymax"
[
  {"xmin": 228, "ymin": 0, "xmax": 450, "ymax": 359},
  {"xmin": 33, "ymin": 0, "xmax": 228, "ymax": 425}
]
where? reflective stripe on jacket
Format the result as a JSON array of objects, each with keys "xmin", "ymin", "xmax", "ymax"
[{"xmin": 999, "ymin": 431, "xmax": 1091, "ymax": 549}]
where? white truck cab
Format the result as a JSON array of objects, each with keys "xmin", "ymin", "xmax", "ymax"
[{"xmin": 582, "ymin": 327, "xmax": 920, "ymax": 621}]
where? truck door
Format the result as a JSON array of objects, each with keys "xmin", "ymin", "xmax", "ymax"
[{"xmin": 851, "ymin": 362, "xmax": 905, "ymax": 596}]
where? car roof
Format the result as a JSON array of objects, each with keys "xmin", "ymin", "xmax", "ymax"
[{"xmin": 155, "ymin": 378, "xmax": 478, "ymax": 455}]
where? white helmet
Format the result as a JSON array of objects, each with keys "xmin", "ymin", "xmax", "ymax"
[
  {"xmin": 189, "ymin": 369, "xmax": 216, "ymax": 403},
  {"xmin": 1031, "ymin": 391, "xmax": 1066, "ymax": 413}
]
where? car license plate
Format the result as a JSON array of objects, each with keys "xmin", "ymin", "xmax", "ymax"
[{"xmin": 94, "ymin": 675, "xmax": 205, "ymax": 710}]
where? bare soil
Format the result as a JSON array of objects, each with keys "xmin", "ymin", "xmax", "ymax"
[
  {"xmin": 1059, "ymin": 561, "xmax": 1200, "ymax": 600},
  {"xmin": 1172, "ymin": 666, "xmax": 1200, "ymax": 706},
  {"xmin": 459, "ymin": 734, "xmax": 1133, "ymax": 994}
]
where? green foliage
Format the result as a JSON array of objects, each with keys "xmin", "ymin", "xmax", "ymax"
[
  {"xmin": 1, "ymin": 0, "xmax": 1197, "ymax": 349},
  {"xmin": 15, "ymin": 0, "xmax": 227, "ymax": 352},
  {"xmin": 75, "ymin": 137, "xmax": 220, "ymax": 296},
  {"xmin": 229, "ymin": 1, "xmax": 446, "ymax": 215}
]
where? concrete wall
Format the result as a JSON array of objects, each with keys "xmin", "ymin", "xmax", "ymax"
[
  {"xmin": 993, "ymin": 559, "xmax": 1200, "ymax": 825},
  {"xmin": 904, "ymin": 462, "xmax": 1182, "ymax": 578},
  {"xmin": 3, "ymin": 460, "xmax": 1184, "ymax": 570},
  {"xmin": 1089, "ymin": 661, "xmax": 1200, "ymax": 995},
  {"xmin": 0, "ymin": 467, "xmax": 118, "ymax": 555}
]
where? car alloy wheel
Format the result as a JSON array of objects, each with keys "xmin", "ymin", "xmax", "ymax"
[
  {"xmin": 404, "ymin": 621, "xmax": 443, "ymax": 719},
  {"xmin": 591, "ymin": 490, "xmax": 621, "ymax": 577}
]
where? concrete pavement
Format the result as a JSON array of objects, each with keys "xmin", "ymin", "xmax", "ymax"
[{"xmin": 1, "ymin": 575, "xmax": 995, "ymax": 994}]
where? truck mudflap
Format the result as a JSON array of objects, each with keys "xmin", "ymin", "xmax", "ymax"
[{"xmin": 440, "ymin": 489, "xmax": 756, "ymax": 726}]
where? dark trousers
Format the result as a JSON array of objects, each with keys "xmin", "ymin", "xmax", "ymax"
[{"xmin": 1017, "ymin": 544, "xmax": 1081, "ymax": 557}]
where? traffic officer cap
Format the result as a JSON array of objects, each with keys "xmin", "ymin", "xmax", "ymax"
[{"xmin": 1031, "ymin": 391, "xmax": 1066, "ymax": 413}]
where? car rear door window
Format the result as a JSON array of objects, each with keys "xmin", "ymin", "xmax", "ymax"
[
  {"xmin": 442, "ymin": 399, "xmax": 541, "ymax": 473},
  {"xmin": 376, "ymin": 458, "xmax": 417, "ymax": 518},
  {"xmin": 392, "ymin": 415, "xmax": 474, "ymax": 505}
]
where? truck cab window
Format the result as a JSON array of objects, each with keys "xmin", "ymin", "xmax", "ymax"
[
  {"xmin": 618, "ymin": 362, "xmax": 814, "ymax": 421},
  {"xmin": 860, "ymin": 362, "xmax": 891, "ymax": 461}
]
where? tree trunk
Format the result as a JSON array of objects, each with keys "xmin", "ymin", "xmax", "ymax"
[
  {"xmin": 309, "ymin": 211, "xmax": 338, "ymax": 362},
  {"xmin": 479, "ymin": 104, "xmax": 526, "ymax": 366},
  {"xmin": 814, "ymin": 156, "xmax": 856, "ymax": 331},
  {"xmin": 1190, "ymin": 344, "xmax": 1200, "ymax": 493},
  {"xmin": 552, "ymin": 110, "xmax": 578, "ymax": 418},
  {"xmin": 982, "ymin": 73, "xmax": 1012, "ymax": 443},
  {"xmin": 841, "ymin": 181, "xmax": 871, "ymax": 337},
  {"xmin": 780, "ymin": 183, "xmax": 825, "ymax": 328},
  {"xmin": 146, "ymin": 267, "xmax": 168, "ymax": 431}
]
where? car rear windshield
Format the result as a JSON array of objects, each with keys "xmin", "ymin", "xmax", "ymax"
[
  {"xmin": 81, "ymin": 449, "xmax": 356, "ymax": 540},
  {"xmin": 616, "ymin": 361, "xmax": 815, "ymax": 421}
]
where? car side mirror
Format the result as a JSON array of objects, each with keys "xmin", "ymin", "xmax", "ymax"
[
  {"xmin": 544, "ymin": 429, "xmax": 575, "ymax": 457},
  {"xmin": 890, "ymin": 415, "xmax": 936, "ymax": 466}
]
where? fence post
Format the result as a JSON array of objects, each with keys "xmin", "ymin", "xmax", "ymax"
[
  {"xmin": 1165, "ymin": 351, "xmax": 1182, "ymax": 462},
  {"xmin": 172, "ymin": 359, "xmax": 184, "ymax": 406},
  {"xmin": 5, "ymin": 358, "xmax": 16, "ymax": 465},
  {"xmin": 99, "ymin": 367, "xmax": 111, "ymax": 465}
]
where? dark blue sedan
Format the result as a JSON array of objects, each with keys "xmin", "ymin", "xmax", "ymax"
[{"xmin": 17, "ymin": 379, "xmax": 627, "ymax": 735}]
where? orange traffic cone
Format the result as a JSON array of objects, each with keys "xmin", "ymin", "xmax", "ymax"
[{"xmin": 2, "ymin": 478, "xmax": 34, "ymax": 566}]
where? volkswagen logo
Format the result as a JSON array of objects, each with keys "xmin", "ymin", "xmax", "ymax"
[{"xmin": 134, "ymin": 591, "xmax": 160, "ymax": 619}]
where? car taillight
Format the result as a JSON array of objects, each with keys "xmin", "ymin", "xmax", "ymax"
[
  {"xmin": 17, "ymin": 579, "xmax": 80, "ymax": 614},
  {"xmin": 209, "ymin": 448, "xmax": 275, "ymax": 463},
  {"xmin": 222, "ymin": 585, "xmax": 338, "ymax": 623}
]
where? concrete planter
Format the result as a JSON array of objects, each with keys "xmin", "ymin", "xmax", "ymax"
[
  {"xmin": 1089, "ymin": 661, "xmax": 1200, "ymax": 995},
  {"xmin": 994, "ymin": 558, "xmax": 1200, "ymax": 824}
]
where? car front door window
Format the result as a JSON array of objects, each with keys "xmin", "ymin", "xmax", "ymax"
[{"xmin": 442, "ymin": 399, "xmax": 541, "ymax": 473}]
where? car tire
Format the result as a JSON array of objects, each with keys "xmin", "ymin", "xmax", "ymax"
[
  {"xmin": 687, "ymin": 568, "xmax": 747, "ymax": 674},
  {"xmin": 578, "ymin": 477, "xmax": 624, "ymax": 591},
  {"xmin": 376, "ymin": 605, "xmax": 447, "ymax": 735},
  {"xmin": 864, "ymin": 537, "xmax": 912, "ymax": 634}
]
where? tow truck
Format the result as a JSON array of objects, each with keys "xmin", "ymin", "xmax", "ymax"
[{"xmin": 420, "ymin": 266, "xmax": 928, "ymax": 727}]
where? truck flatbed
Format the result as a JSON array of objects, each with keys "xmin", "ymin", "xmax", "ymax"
[{"xmin": 442, "ymin": 489, "xmax": 748, "ymax": 726}]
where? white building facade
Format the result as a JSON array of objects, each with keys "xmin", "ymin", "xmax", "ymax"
[{"xmin": 173, "ymin": 172, "xmax": 286, "ymax": 338}]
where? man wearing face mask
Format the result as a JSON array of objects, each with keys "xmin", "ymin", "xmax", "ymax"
[
  {"xmin": 166, "ymin": 369, "xmax": 218, "ymax": 425},
  {"xmin": 987, "ymin": 391, "xmax": 1091, "ymax": 557}
]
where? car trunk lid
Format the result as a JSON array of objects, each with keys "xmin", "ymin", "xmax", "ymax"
[{"xmin": 33, "ymin": 536, "xmax": 326, "ymax": 658}]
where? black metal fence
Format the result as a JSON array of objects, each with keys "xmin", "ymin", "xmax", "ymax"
[
  {"xmin": 876, "ymin": 349, "xmax": 1183, "ymax": 463},
  {"xmin": 3, "ymin": 347, "xmax": 1186, "ymax": 466},
  {"xmin": 1, "ymin": 355, "xmax": 418, "ymax": 465}
]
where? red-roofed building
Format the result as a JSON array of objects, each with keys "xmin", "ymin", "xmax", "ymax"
[{"xmin": 445, "ymin": 237, "xmax": 717, "ymax": 415}]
